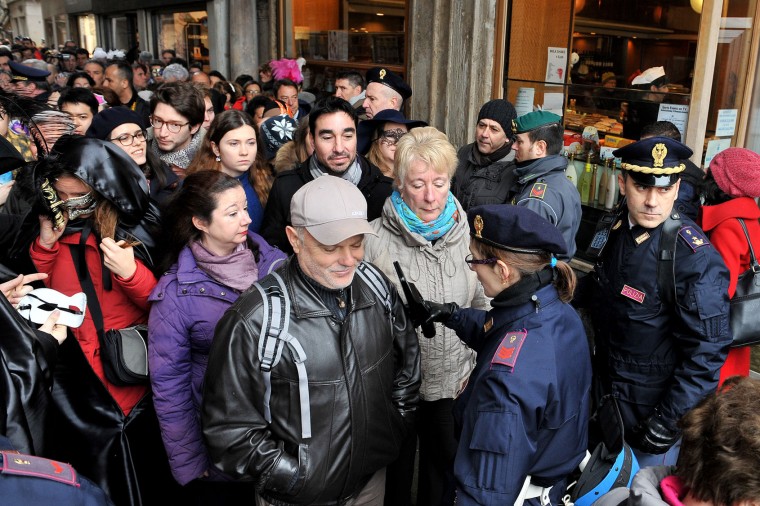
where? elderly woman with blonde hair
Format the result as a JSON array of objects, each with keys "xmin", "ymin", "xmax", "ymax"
[{"xmin": 364, "ymin": 126, "xmax": 487, "ymax": 506}]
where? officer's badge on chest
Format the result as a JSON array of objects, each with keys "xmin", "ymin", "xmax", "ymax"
[{"xmin": 491, "ymin": 330, "xmax": 527, "ymax": 370}]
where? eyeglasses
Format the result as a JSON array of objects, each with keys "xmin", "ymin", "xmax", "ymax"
[
  {"xmin": 150, "ymin": 117, "xmax": 189, "ymax": 133},
  {"xmin": 245, "ymin": 89, "xmax": 260, "ymax": 96},
  {"xmin": 17, "ymin": 293, "xmax": 84, "ymax": 315},
  {"xmin": 109, "ymin": 130, "xmax": 146, "ymax": 146},
  {"xmin": 377, "ymin": 128, "xmax": 407, "ymax": 147},
  {"xmin": 465, "ymin": 253, "xmax": 498, "ymax": 265}
]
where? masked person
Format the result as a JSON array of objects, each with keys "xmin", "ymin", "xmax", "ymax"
[{"xmin": 29, "ymin": 135, "xmax": 176, "ymax": 505}]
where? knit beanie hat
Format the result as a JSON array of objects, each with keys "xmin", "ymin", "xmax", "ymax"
[
  {"xmin": 709, "ymin": 147, "xmax": 760, "ymax": 198},
  {"xmin": 260, "ymin": 114, "xmax": 298, "ymax": 160},
  {"xmin": 477, "ymin": 99, "xmax": 517, "ymax": 134},
  {"xmin": 86, "ymin": 107, "xmax": 145, "ymax": 140}
]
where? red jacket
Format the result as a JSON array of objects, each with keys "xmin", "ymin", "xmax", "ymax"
[
  {"xmin": 30, "ymin": 232, "xmax": 157, "ymax": 414},
  {"xmin": 700, "ymin": 197, "xmax": 760, "ymax": 383}
]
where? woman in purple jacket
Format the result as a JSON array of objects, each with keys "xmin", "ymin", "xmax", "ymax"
[{"xmin": 147, "ymin": 171, "xmax": 286, "ymax": 504}]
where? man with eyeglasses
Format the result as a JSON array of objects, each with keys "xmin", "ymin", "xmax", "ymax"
[
  {"xmin": 147, "ymin": 81, "xmax": 206, "ymax": 177},
  {"xmin": 103, "ymin": 61, "xmax": 150, "ymax": 126},
  {"xmin": 260, "ymin": 96, "xmax": 393, "ymax": 255},
  {"xmin": 452, "ymin": 99, "xmax": 518, "ymax": 212}
]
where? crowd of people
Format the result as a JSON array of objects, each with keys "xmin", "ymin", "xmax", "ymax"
[{"xmin": 0, "ymin": 39, "xmax": 758, "ymax": 506}]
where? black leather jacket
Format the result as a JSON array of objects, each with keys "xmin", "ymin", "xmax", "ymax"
[{"xmin": 202, "ymin": 258, "xmax": 421, "ymax": 505}]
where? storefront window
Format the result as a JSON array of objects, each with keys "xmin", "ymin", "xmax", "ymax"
[
  {"xmin": 78, "ymin": 14, "xmax": 97, "ymax": 53},
  {"xmin": 285, "ymin": 0, "xmax": 407, "ymax": 92},
  {"xmin": 156, "ymin": 11, "xmax": 209, "ymax": 70},
  {"xmin": 701, "ymin": 0, "xmax": 757, "ymax": 165}
]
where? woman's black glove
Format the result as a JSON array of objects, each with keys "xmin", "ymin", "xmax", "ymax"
[{"xmin": 422, "ymin": 301, "xmax": 460, "ymax": 325}]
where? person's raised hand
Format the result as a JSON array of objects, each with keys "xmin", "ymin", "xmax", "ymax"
[{"xmin": 100, "ymin": 237, "xmax": 137, "ymax": 279}]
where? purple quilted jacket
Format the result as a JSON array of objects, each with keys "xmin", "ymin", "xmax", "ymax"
[{"xmin": 147, "ymin": 232, "xmax": 286, "ymax": 485}]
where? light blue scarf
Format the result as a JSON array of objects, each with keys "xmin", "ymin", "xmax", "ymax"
[{"xmin": 391, "ymin": 190, "xmax": 459, "ymax": 241}]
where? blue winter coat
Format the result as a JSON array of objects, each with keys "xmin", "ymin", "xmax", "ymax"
[
  {"xmin": 147, "ymin": 233, "xmax": 286, "ymax": 485},
  {"xmin": 449, "ymin": 283, "xmax": 592, "ymax": 506}
]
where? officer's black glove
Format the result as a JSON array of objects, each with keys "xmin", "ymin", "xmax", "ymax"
[
  {"xmin": 630, "ymin": 410, "xmax": 680, "ymax": 455},
  {"xmin": 422, "ymin": 300, "xmax": 459, "ymax": 325}
]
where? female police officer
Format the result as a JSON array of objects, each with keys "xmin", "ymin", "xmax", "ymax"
[{"xmin": 423, "ymin": 204, "xmax": 592, "ymax": 505}]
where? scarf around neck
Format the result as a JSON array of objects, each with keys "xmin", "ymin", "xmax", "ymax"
[
  {"xmin": 390, "ymin": 190, "xmax": 458, "ymax": 241},
  {"xmin": 190, "ymin": 239, "xmax": 259, "ymax": 292},
  {"xmin": 470, "ymin": 141, "xmax": 513, "ymax": 167},
  {"xmin": 151, "ymin": 129, "xmax": 204, "ymax": 170},
  {"xmin": 309, "ymin": 155, "xmax": 363, "ymax": 186}
]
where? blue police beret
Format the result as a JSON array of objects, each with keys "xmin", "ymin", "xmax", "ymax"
[
  {"xmin": 9, "ymin": 60, "xmax": 50, "ymax": 82},
  {"xmin": 366, "ymin": 67, "xmax": 412, "ymax": 100},
  {"xmin": 467, "ymin": 204, "xmax": 567, "ymax": 256},
  {"xmin": 613, "ymin": 136, "xmax": 693, "ymax": 188}
]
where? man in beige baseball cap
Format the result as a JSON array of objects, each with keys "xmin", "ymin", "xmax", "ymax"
[
  {"xmin": 203, "ymin": 174, "xmax": 420, "ymax": 506},
  {"xmin": 286, "ymin": 174, "xmax": 378, "ymax": 289}
]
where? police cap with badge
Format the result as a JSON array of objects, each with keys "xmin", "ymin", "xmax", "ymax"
[
  {"xmin": 8, "ymin": 60, "xmax": 50, "ymax": 82},
  {"xmin": 613, "ymin": 136, "xmax": 693, "ymax": 188},
  {"xmin": 366, "ymin": 67, "xmax": 412, "ymax": 100},
  {"xmin": 468, "ymin": 203, "xmax": 567, "ymax": 258}
]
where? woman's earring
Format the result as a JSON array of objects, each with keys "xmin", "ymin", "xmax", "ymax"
[{"xmin": 215, "ymin": 155, "xmax": 221, "ymax": 162}]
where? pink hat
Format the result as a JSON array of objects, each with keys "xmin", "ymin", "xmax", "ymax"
[{"xmin": 709, "ymin": 147, "xmax": 760, "ymax": 198}]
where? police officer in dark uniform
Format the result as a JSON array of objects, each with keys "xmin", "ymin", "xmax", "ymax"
[
  {"xmin": 9, "ymin": 60, "xmax": 51, "ymax": 103},
  {"xmin": 0, "ymin": 435, "xmax": 113, "ymax": 505},
  {"xmin": 422, "ymin": 205, "xmax": 592, "ymax": 506},
  {"xmin": 587, "ymin": 136, "xmax": 731, "ymax": 467},
  {"xmin": 510, "ymin": 111, "xmax": 581, "ymax": 259}
]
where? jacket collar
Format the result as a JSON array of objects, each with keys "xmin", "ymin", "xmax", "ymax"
[
  {"xmin": 513, "ymin": 154, "xmax": 567, "ymax": 183},
  {"xmin": 699, "ymin": 197, "xmax": 760, "ymax": 232},
  {"xmin": 284, "ymin": 257, "xmax": 376, "ymax": 319}
]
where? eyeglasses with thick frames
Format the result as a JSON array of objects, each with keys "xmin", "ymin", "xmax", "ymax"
[
  {"xmin": 150, "ymin": 117, "xmax": 189, "ymax": 133},
  {"xmin": 465, "ymin": 253, "xmax": 498, "ymax": 265},
  {"xmin": 109, "ymin": 130, "xmax": 146, "ymax": 146},
  {"xmin": 245, "ymin": 89, "xmax": 261, "ymax": 96}
]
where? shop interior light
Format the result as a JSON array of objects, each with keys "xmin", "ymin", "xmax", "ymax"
[{"xmin": 690, "ymin": 0, "xmax": 703, "ymax": 14}]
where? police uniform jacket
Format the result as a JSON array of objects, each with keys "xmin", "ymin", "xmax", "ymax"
[
  {"xmin": 201, "ymin": 258, "xmax": 421, "ymax": 506},
  {"xmin": 451, "ymin": 143, "xmax": 515, "ymax": 212},
  {"xmin": 448, "ymin": 279, "xmax": 592, "ymax": 506},
  {"xmin": 509, "ymin": 154, "xmax": 581, "ymax": 259},
  {"xmin": 259, "ymin": 155, "xmax": 393, "ymax": 255},
  {"xmin": 590, "ymin": 210, "xmax": 731, "ymax": 437}
]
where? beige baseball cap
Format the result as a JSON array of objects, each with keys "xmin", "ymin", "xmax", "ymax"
[{"xmin": 290, "ymin": 175, "xmax": 377, "ymax": 246}]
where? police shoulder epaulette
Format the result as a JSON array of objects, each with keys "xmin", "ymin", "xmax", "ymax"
[
  {"xmin": 678, "ymin": 225, "xmax": 710, "ymax": 252},
  {"xmin": 529, "ymin": 182, "xmax": 547, "ymax": 200},
  {"xmin": 0, "ymin": 451, "xmax": 78, "ymax": 486},
  {"xmin": 491, "ymin": 329, "xmax": 528, "ymax": 370}
]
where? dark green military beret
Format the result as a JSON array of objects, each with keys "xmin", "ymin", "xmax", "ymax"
[{"xmin": 512, "ymin": 111, "xmax": 562, "ymax": 135}]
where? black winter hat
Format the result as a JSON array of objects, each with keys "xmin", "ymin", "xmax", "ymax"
[
  {"xmin": 86, "ymin": 107, "xmax": 145, "ymax": 140},
  {"xmin": 477, "ymin": 99, "xmax": 517, "ymax": 134}
]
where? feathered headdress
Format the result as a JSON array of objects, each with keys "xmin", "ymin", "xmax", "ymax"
[{"xmin": 269, "ymin": 58, "xmax": 303, "ymax": 83}]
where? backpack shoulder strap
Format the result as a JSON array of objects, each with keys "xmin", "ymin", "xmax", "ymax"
[
  {"xmin": 657, "ymin": 212, "xmax": 682, "ymax": 308},
  {"xmin": 355, "ymin": 261, "xmax": 392, "ymax": 316},
  {"xmin": 251, "ymin": 271, "xmax": 312, "ymax": 438}
]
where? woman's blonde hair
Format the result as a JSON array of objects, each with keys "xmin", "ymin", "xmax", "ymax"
[{"xmin": 394, "ymin": 126, "xmax": 457, "ymax": 189}]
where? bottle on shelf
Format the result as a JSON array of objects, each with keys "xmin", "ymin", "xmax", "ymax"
[
  {"xmin": 566, "ymin": 153, "xmax": 577, "ymax": 187},
  {"xmin": 578, "ymin": 151, "xmax": 593, "ymax": 205},
  {"xmin": 589, "ymin": 162, "xmax": 598, "ymax": 204},
  {"xmin": 604, "ymin": 161, "xmax": 618, "ymax": 210},
  {"xmin": 597, "ymin": 158, "xmax": 609, "ymax": 207}
]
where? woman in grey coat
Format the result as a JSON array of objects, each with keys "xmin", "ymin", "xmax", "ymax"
[{"xmin": 364, "ymin": 126, "xmax": 487, "ymax": 506}]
